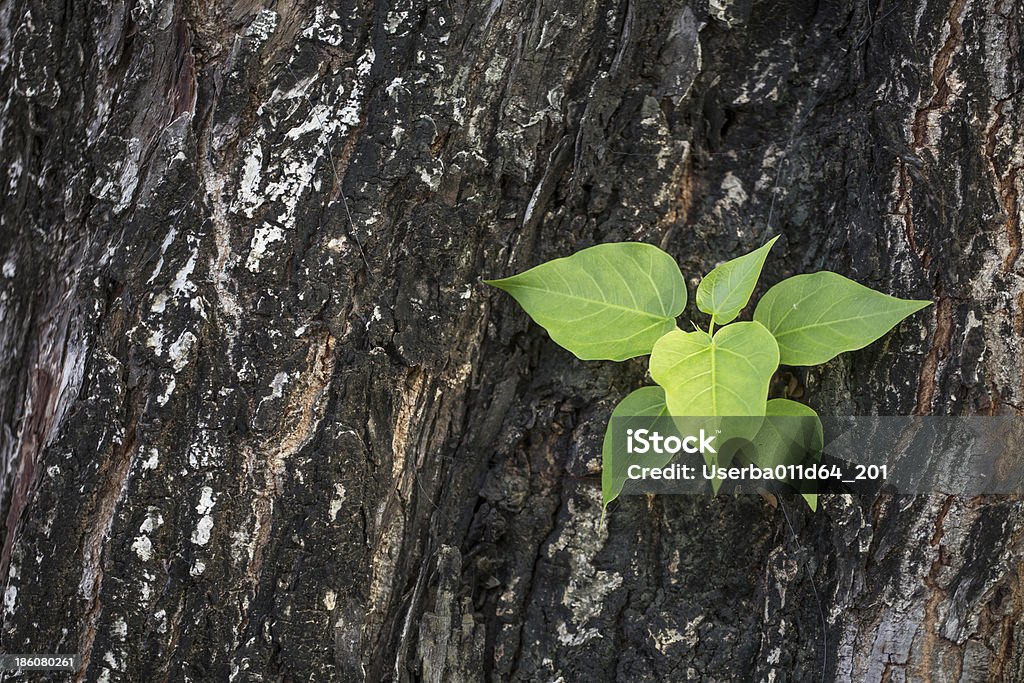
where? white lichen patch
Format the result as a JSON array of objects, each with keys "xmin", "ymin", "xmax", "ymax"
[
  {"xmin": 89, "ymin": 137, "xmax": 142, "ymax": 214},
  {"xmin": 196, "ymin": 486, "xmax": 216, "ymax": 514},
  {"xmin": 286, "ymin": 105, "xmax": 336, "ymax": 141},
  {"xmin": 267, "ymin": 372, "xmax": 289, "ymax": 400},
  {"xmin": 245, "ymin": 9, "xmax": 278, "ymax": 42},
  {"xmin": 147, "ymin": 329, "xmax": 164, "ymax": 355},
  {"xmin": 142, "ymin": 448, "xmax": 159, "ymax": 470},
  {"xmin": 3, "ymin": 585, "xmax": 16, "ymax": 614},
  {"xmin": 234, "ymin": 139, "xmax": 264, "ymax": 218},
  {"xmin": 328, "ymin": 483, "xmax": 346, "ymax": 521},
  {"xmin": 112, "ymin": 617, "xmax": 128, "ymax": 639},
  {"xmin": 652, "ymin": 628, "xmax": 686, "ymax": 653},
  {"xmin": 147, "ymin": 225, "xmax": 179, "ymax": 284},
  {"xmin": 417, "ymin": 163, "xmax": 442, "ymax": 190},
  {"xmin": 140, "ymin": 510, "xmax": 164, "ymax": 533},
  {"xmin": 719, "ymin": 172, "xmax": 749, "ymax": 209},
  {"xmin": 385, "ymin": 10, "xmax": 408, "ymax": 34},
  {"xmin": 157, "ymin": 377, "xmax": 176, "ymax": 406},
  {"xmin": 653, "ymin": 616, "xmax": 703, "ymax": 654},
  {"xmin": 230, "ymin": 528, "xmax": 252, "ymax": 565},
  {"xmin": 755, "ymin": 144, "xmax": 784, "ymax": 192},
  {"xmin": 191, "ymin": 515, "xmax": 214, "ymax": 546},
  {"xmin": 131, "ymin": 535, "xmax": 152, "ymax": 561},
  {"xmin": 238, "ymin": 44, "xmax": 375, "ymax": 233},
  {"xmin": 547, "ymin": 489, "xmax": 621, "ymax": 646},
  {"xmin": 323, "ymin": 590, "xmax": 337, "ymax": 611},
  {"xmin": 733, "ymin": 69, "xmax": 781, "ymax": 106},
  {"xmin": 556, "ymin": 621, "xmax": 602, "ymax": 647},
  {"xmin": 365, "ymin": 305, "xmax": 383, "ymax": 331},
  {"xmin": 170, "ymin": 248, "xmax": 198, "ymax": 297},
  {"xmin": 153, "ymin": 609, "xmax": 168, "ymax": 634},
  {"xmin": 150, "ymin": 293, "xmax": 168, "ymax": 313},
  {"xmin": 385, "ymin": 77, "xmax": 407, "ymax": 101},
  {"xmin": 709, "ymin": 0, "xmax": 740, "ymax": 26},
  {"xmin": 301, "ymin": 5, "xmax": 344, "ymax": 46},
  {"xmin": 132, "ymin": 509, "xmax": 164, "ymax": 561},
  {"xmin": 168, "ymin": 330, "xmax": 196, "ymax": 371},
  {"xmin": 246, "ymin": 224, "xmax": 286, "ymax": 272},
  {"xmin": 191, "ymin": 486, "xmax": 216, "ymax": 546},
  {"xmin": 139, "ymin": 570, "xmax": 156, "ymax": 602}
]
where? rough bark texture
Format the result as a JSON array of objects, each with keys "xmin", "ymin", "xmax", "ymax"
[{"xmin": 1, "ymin": 0, "xmax": 1023, "ymax": 681}]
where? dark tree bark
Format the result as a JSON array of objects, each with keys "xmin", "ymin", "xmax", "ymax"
[{"xmin": 1, "ymin": 0, "xmax": 1023, "ymax": 681}]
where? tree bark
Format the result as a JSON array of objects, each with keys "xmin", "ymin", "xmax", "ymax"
[{"xmin": 1, "ymin": 0, "xmax": 1023, "ymax": 681}]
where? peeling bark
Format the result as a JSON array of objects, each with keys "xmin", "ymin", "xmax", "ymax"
[{"xmin": 1, "ymin": 0, "xmax": 1023, "ymax": 681}]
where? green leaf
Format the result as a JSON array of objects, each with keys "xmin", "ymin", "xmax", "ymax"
[
  {"xmin": 648, "ymin": 321, "xmax": 779, "ymax": 494},
  {"xmin": 765, "ymin": 398, "xmax": 823, "ymax": 433},
  {"xmin": 601, "ymin": 386, "xmax": 669, "ymax": 518},
  {"xmin": 649, "ymin": 322, "xmax": 780, "ymax": 417},
  {"xmin": 485, "ymin": 243, "xmax": 686, "ymax": 361},
  {"xmin": 753, "ymin": 272, "xmax": 931, "ymax": 366},
  {"xmin": 773, "ymin": 397, "xmax": 821, "ymax": 511},
  {"xmin": 697, "ymin": 236, "xmax": 779, "ymax": 325},
  {"xmin": 752, "ymin": 399, "xmax": 823, "ymax": 465},
  {"xmin": 752, "ymin": 399, "xmax": 822, "ymax": 511}
]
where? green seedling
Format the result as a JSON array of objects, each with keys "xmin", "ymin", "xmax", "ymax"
[{"xmin": 486, "ymin": 239, "xmax": 931, "ymax": 516}]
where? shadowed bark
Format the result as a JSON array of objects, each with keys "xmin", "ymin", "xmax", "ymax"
[{"xmin": 1, "ymin": 0, "xmax": 1023, "ymax": 681}]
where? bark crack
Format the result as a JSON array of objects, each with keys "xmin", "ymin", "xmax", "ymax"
[
  {"xmin": 915, "ymin": 295, "xmax": 954, "ymax": 415},
  {"xmin": 910, "ymin": 0, "xmax": 969, "ymax": 153}
]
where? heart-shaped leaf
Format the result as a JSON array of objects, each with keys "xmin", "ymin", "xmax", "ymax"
[
  {"xmin": 754, "ymin": 272, "xmax": 931, "ymax": 366},
  {"xmin": 649, "ymin": 322, "xmax": 780, "ymax": 417},
  {"xmin": 601, "ymin": 386, "xmax": 670, "ymax": 519},
  {"xmin": 485, "ymin": 243, "xmax": 686, "ymax": 361},
  {"xmin": 697, "ymin": 236, "xmax": 779, "ymax": 325}
]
